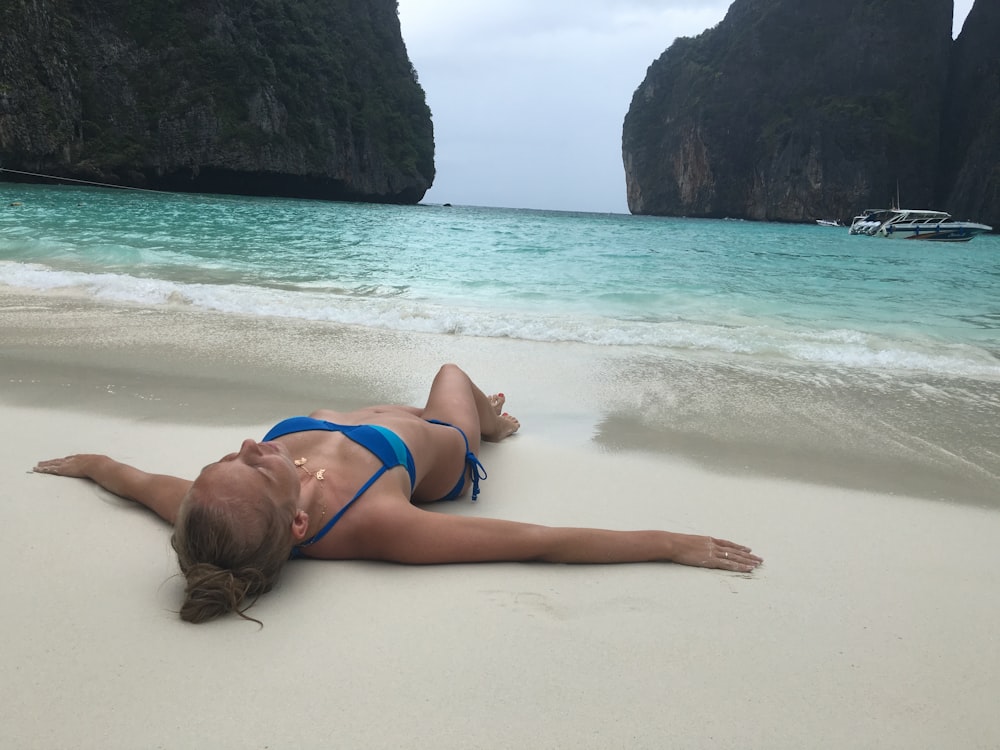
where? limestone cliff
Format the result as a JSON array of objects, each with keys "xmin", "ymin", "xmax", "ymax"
[
  {"xmin": 622, "ymin": 0, "xmax": 963, "ymax": 222},
  {"xmin": 0, "ymin": 0, "xmax": 434, "ymax": 203},
  {"xmin": 940, "ymin": 0, "xmax": 1000, "ymax": 228}
]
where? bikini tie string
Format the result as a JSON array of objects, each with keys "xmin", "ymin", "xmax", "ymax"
[{"xmin": 467, "ymin": 453, "xmax": 488, "ymax": 501}]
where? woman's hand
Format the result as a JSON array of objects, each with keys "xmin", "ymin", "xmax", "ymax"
[
  {"xmin": 33, "ymin": 454, "xmax": 191, "ymax": 524},
  {"xmin": 34, "ymin": 454, "xmax": 107, "ymax": 478},
  {"xmin": 668, "ymin": 533, "xmax": 763, "ymax": 572}
]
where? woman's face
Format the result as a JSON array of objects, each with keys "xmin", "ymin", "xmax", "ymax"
[{"xmin": 192, "ymin": 439, "xmax": 301, "ymax": 510}]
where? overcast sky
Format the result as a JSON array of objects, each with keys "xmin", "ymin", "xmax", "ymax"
[{"xmin": 397, "ymin": 1, "xmax": 976, "ymax": 214}]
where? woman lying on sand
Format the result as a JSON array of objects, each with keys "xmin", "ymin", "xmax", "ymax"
[{"xmin": 34, "ymin": 363, "xmax": 762, "ymax": 624}]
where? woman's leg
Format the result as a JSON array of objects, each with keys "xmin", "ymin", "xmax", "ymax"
[
  {"xmin": 421, "ymin": 364, "xmax": 518, "ymax": 455},
  {"xmin": 412, "ymin": 365, "xmax": 518, "ymax": 502}
]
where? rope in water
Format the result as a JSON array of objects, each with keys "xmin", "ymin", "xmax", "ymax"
[{"xmin": 0, "ymin": 166, "xmax": 167, "ymax": 193}]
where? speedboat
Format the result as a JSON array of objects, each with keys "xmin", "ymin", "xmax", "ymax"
[
  {"xmin": 849, "ymin": 208, "xmax": 992, "ymax": 242},
  {"xmin": 815, "ymin": 219, "xmax": 843, "ymax": 227},
  {"xmin": 849, "ymin": 209, "xmax": 889, "ymax": 235}
]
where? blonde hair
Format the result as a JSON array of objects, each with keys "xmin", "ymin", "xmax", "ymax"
[{"xmin": 170, "ymin": 490, "xmax": 296, "ymax": 625}]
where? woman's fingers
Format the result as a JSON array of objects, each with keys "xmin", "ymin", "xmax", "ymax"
[
  {"xmin": 711, "ymin": 537, "xmax": 763, "ymax": 571},
  {"xmin": 33, "ymin": 455, "xmax": 95, "ymax": 478},
  {"xmin": 673, "ymin": 535, "xmax": 763, "ymax": 571}
]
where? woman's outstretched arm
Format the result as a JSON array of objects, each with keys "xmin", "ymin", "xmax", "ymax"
[
  {"xmin": 357, "ymin": 502, "xmax": 762, "ymax": 572},
  {"xmin": 33, "ymin": 455, "xmax": 191, "ymax": 525}
]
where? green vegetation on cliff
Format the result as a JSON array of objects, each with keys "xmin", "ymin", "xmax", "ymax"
[
  {"xmin": 622, "ymin": 0, "xmax": 976, "ymax": 223},
  {"xmin": 0, "ymin": 0, "xmax": 434, "ymax": 203},
  {"xmin": 939, "ymin": 0, "xmax": 1000, "ymax": 226}
]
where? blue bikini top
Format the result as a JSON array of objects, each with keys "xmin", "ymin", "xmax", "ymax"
[{"xmin": 263, "ymin": 416, "xmax": 417, "ymax": 558}]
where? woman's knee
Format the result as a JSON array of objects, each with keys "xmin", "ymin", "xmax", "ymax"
[
  {"xmin": 425, "ymin": 365, "xmax": 478, "ymax": 428},
  {"xmin": 437, "ymin": 363, "xmax": 467, "ymax": 380},
  {"xmin": 430, "ymin": 363, "xmax": 471, "ymax": 393}
]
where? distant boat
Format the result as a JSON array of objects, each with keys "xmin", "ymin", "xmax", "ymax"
[
  {"xmin": 815, "ymin": 219, "xmax": 843, "ymax": 227},
  {"xmin": 848, "ymin": 208, "xmax": 992, "ymax": 242}
]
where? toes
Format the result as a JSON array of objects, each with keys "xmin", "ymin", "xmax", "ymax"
[
  {"xmin": 484, "ymin": 412, "xmax": 520, "ymax": 441},
  {"xmin": 489, "ymin": 393, "xmax": 506, "ymax": 415},
  {"xmin": 501, "ymin": 413, "xmax": 520, "ymax": 434}
]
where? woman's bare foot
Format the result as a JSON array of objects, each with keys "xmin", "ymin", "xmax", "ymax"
[
  {"xmin": 484, "ymin": 411, "xmax": 520, "ymax": 442},
  {"xmin": 488, "ymin": 393, "xmax": 505, "ymax": 415}
]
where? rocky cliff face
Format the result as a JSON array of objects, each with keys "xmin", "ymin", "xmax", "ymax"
[
  {"xmin": 0, "ymin": 0, "xmax": 434, "ymax": 203},
  {"xmin": 940, "ymin": 0, "xmax": 1000, "ymax": 228},
  {"xmin": 622, "ymin": 0, "xmax": 996, "ymax": 224}
]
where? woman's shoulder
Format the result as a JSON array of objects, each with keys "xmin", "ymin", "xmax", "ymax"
[{"xmin": 298, "ymin": 484, "xmax": 416, "ymax": 561}]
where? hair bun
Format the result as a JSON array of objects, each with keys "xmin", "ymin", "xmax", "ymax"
[{"xmin": 180, "ymin": 564, "xmax": 261, "ymax": 624}]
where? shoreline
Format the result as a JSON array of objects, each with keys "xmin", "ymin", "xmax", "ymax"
[
  {"xmin": 2, "ymin": 287, "xmax": 999, "ymax": 748},
  {"xmin": 2, "ymin": 286, "xmax": 997, "ymax": 508}
]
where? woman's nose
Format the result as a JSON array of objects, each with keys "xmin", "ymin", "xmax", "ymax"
[{"xmin": 238, "ymin": 438, "xmax": 260, "ymax": 457}]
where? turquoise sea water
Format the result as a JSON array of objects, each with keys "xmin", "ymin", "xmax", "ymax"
[
  {"xmin": 2, "ymin": 182, "xmax": 999, "ymax": 381},
  {"xmin": 3, "ymin": 181, "xmax": 999, "ymax": 504}
]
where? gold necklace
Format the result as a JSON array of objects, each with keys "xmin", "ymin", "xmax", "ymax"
[
  {"xmin": 295, "ymin": 457, "xmax": 327, "ymax": 529},
  {"xmin": 294, "ymin": 456, "xmax": 325, "ymax": 481}
]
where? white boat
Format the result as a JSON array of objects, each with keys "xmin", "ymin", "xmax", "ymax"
[
  {"xmin": 849, "ymin": 208, "xmax": 992, "ymax": 242},
  {"xmin": 815, "ymin": 219, "xmax": 843, "ymax": 227},
  {"xmin": 849, "ymin": 209, "xmax": 894, "ymax": 235}
]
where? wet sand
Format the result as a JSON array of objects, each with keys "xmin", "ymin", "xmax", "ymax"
[{"xmin": 1, "ymin": 289, "xmax": 998, "ymax": 749}]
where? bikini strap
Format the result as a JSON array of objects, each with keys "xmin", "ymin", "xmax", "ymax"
[
  {"xmin": 427, "ymin": 419, "xmax": 488, "ymax": 501},
  {"xmin": 294, "ymin": 464, "xmax": 390, "ymax": 553}
]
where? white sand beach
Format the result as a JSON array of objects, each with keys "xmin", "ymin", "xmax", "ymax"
[{"xmin": 1, "ymin": 289, "xmax": 998, "ymax": 749}]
